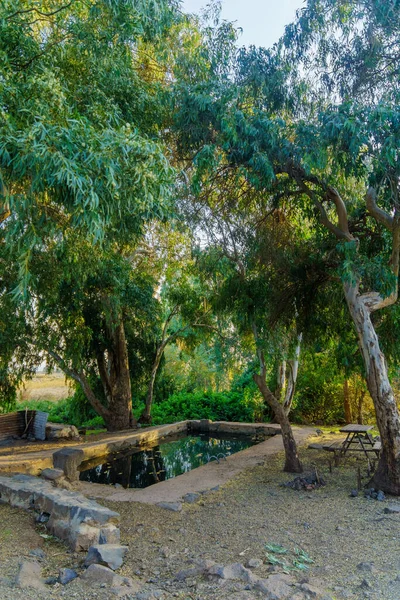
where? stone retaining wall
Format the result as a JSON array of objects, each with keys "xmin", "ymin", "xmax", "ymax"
[{"xmin": 0, "ymin": 474, "xmax": 120, "ymax": 551}]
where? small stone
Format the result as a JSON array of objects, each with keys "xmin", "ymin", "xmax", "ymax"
[
  {"xmin": 40, "ymin": 468, "xmax": 65, "ymax": 481},
  {"xmin": 29, "ymin": 548, "xmax": 46, "ymax": 560},
  {"xmin": 159, "ymin": 546, "xmax": 171, "ymax": 558},
  {"xmin": 182, "ymin": 493, "xmax": 201, "ymax": 504},
  {"xmin": 300, "ymin": 582, "xmax": 326, "ymax": 598},
  {"xmin": 384, "ymin": 504, "xmax": 400, "ymax": 514},
  {"xmin": 84, "ymin": 544, "xmax": 128, "ymax": 571},
  {"xmin": 59, "ymin": 568, "xmax": 78, "ymax": 585},
  {"xmin": 350, "ymin": 489, "xmax": 358, "ymax": 497},
  {"xmin": 254, "ymin": 573, "xmax": 294, "ymax": 598},
  {"xmin": 44, "ymin": 576, "xmax": 58, "ymax": 585},
  {"xmin": 35, "ymin": 512, "xmax": 50, "ymax": 524},
  {"xmin": 360, "ymin": 578, "xmax": 372, "ymax": 589},
  {"xmin": 156, "ymin": 502, "xmax": 182, "ymax": 512},
  {"xmin": 207, "ymin": 563, "xmax": 256, "ymax": 583},
  {"xmin": 357, "ymin": 562, "xmax": 376, "ymax": 573},
  {"xmin": 246, "ymin": 558, "xmax": 263, "ymax": 569},
  {"xmin": 376, "ymin": 490, "xmax": 385, "ymax": 501}
]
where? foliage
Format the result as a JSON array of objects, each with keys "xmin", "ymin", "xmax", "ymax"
[{"xmin": 134, "ymin": 389, "xmax": 265, "ymax": 425}]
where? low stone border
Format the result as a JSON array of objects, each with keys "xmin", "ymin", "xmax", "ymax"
[{"xmin": 0, "ymin": 473, "xmax": 120, "ymax": 551}]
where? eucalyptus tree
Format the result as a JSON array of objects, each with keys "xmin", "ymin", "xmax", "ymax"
[
  {"xmin": 174, "ymin": 1, "xmax": 400, "ymax": 491},
  {"xmin": 0, "ymin": 0, "xmax": 182, "ymax": 428}
]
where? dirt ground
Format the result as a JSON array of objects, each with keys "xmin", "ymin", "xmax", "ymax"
[{"xmin": 0, "ymin": 434, "xmax": 399, "ymax": 600}]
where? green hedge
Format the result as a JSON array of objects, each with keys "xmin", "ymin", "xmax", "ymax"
[
  {"xmin": 20, "ymin": 388, "xmax": 265, "ymax": 430},
  {"xmin": 138, "ymin": 390, "xmax": 265, "ymax": 425}
]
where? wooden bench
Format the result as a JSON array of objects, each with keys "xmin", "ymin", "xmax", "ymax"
[{"xmin": 322, "ymin": 438, "xmax": 382, "ymax": 459}]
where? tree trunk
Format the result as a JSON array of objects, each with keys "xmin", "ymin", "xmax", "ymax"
[
  {"xmin": 254, "ymin": 373, "xmax": 303, "ymax": 473},
  {"xmin": 283, "ymin": 333, "xmax": 302, "ymax": 415},
  {"xmin": 139, "ymin": 347, "xmax": 164, "ymax": 425},
  {"xmin": 99, "ymin": 321, "xmax": 135, "ymax": 432},
  {"xmin": 357, "ymin": 391, "xmax": 365, "ymax": 425},
  {"xmin": 343, "ymin": 379, "xmax": 352, "ymax": 424},
  {"xmin": 344, "ymin": 283, "xmax": 400, "ymax": 494}
]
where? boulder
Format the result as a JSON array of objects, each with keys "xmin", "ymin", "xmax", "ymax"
[
  {"xmin": 46, "ymin": 422, "xmax": 81, "ymax": 441},
  {"xmin": 84, "ymin": 544, "xmax": 129, "ymax": 570}
]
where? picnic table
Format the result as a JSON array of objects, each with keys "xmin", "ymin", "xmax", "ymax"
[
  {"xmin": 322, "ymin": 424, "xmax": 381, "ymax": 460},
  {"xmin": 339, "ymin": 424, "xmax": 381, "ymax": 459}
]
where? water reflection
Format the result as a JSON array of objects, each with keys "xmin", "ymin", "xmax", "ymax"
[{"xmin": 79, "ymin": 433, "xmax": 258, "ymax": 489}]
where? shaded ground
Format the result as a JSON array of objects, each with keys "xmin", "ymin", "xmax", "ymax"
[{"xmin": 0, "ymin": 431, "xmax": 399, "ymax": 599}]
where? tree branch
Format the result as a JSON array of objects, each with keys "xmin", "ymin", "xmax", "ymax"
[
  {"xmin": 46, "ymin": 349, "xmax": 110, "ymax": 419},
  {"xmin": 365, "ymin": 187, "xmax": 394, "ymax": 231}
]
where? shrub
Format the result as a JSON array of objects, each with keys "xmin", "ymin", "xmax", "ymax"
[{"xmin": 139, "ymin": 390, "xmax": 266, "ymax": 425}]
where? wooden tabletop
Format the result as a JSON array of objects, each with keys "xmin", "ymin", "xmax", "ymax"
[{"xmin": 339, "ymin": 424, "xmax": 373, "ymax": 433}]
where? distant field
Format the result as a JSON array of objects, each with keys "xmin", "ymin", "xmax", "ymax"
[{"xmin": 18, "ymin": 373, "xmax": 73, "ymax": 403}]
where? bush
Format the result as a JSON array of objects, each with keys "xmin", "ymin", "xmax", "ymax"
[
  {"xmin": 135, "ymin": 389, "xmax": 266, "ymax": 425},
  {"xmin": 19, "ymin": 395, "xmax": 105, "ymax": 430}
]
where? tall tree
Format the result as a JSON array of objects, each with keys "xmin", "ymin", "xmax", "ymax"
[{"xmin": 174, "ymin": 2, "xmax": 400, "ymax": 491}]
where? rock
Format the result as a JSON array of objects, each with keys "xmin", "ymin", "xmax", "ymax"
[
  {"xmin": 357, "ymin": 562, "xmax": 376, "ymax": 573},
  {"xmin": 384, "ymin": 504, "xmax": 400, "ymax": 514},
  {"xmin": 207, "ymin": 563, "xmax": 256, "ymax": 584},
  {"xmin": 182, "ymin": 493, "xmax": 201, "ymax": 504},
  {"xmin": 349, "ymin": 489, "xmax": 358, "ymax": 497},
  {"xmin": 29, "ymin": 548, "xmax": 46, "ymax": 560},
  {"xmin": 254, "ymin": 573, "xmax": 294, "ymax": 599},
  {"xmin": 46, "ymin": 422, "xmax": 80, "ymax": 441},
  {"xmin": 59, "ymin": 568, "xmax": 78, "ymax": 585},
  {"xmin": 40, "ymin": 468, "xmax": 65, "ymax": 481},
  {"xmin": 246, "ymin": 558, "xmax": 263, "ymax": 569},
  {"xmin": 176, "ymin": 567, "xmax": 205, "ymax": 581},
  {"xmin": 35, "ymin": 512, "xmax": 50, "ymax": 524},
  {"xmin": 159, "ymin": 546, "xmax": 171, "ymax": 558},
  {"xmin": 0, "ymin": 474, "xmax": 121, "ymax": 552},
  {"xmin": 52, "ymin": 447, "xmax": 84, "ymax": 481},
  {"xmin": 81, "ymin": 563, "xmax": 138, "ymax": 591},
  {"xmin": 45, "ymin": 576, "xmax": 58, "ymax": 585},
  {"xmin": 360, "ymin": 578, "xmax": 372, "ymax": 589},
  {"xmin": 16, "ymin": 561, "xmax": 46, "ymax": 591},
  {"xmin": 300, "ymin": 582, "xmax": 326, "ymax": 598},
  {"xmin": 376, "ymin": 490, "xmax": 385, "ymax": 501},
  {"xmin": 156, "ymin": 502, "xmax": 182, "ymax": 512},
  {"xmin": 84, "ymin": 544, "xmax": 129, "ymax": 571}
]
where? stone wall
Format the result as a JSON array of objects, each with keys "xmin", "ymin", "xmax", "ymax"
[{"xmin": 0, "ymin": 474, "xmax": 120, "ymax": 551}]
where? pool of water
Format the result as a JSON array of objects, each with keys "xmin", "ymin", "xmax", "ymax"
[{"xmin": 79, "ymin": 432, "xmax": 261, "ymax": 489}]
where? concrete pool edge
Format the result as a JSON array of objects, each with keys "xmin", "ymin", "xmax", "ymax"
[
  {"xmin": 79, "ymin": 426, "xmax": 314, "ymax": 506},
  {"xmin": 0, "ymin": 420, "xmax": 281, "ymax": 478}
]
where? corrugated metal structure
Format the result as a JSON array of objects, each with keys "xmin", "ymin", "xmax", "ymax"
[
  {"xmin": 33, "ymin": 411, "xmax": 49, "ymax": 441},
  {"xmin": 0, "ymin": 410, "xmax": 36, "ymax": 440}
]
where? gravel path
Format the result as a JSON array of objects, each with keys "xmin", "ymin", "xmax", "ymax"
[{"xmin": 0, "ymin": 433, "xmax": 399, "ymax": 599}]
